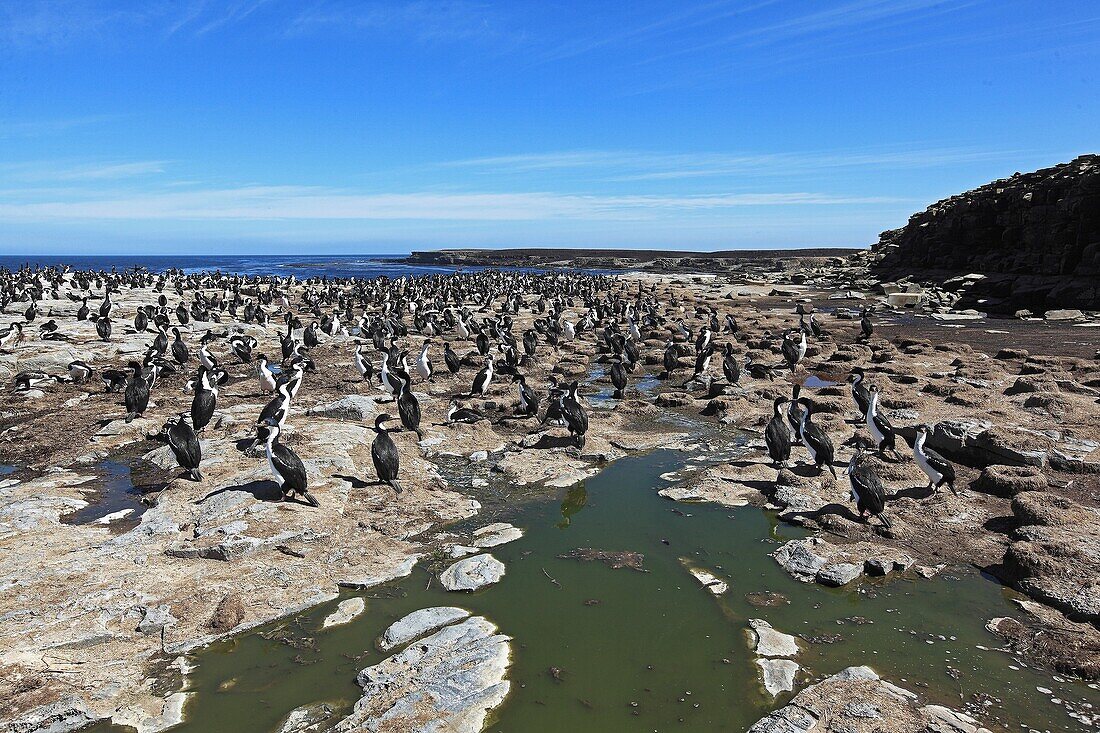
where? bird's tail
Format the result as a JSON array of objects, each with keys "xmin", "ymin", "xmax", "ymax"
[
  {"xmin": 302, "ymin": 490, "xmax": 320, "ymax": 507},
  {"xmin": 189, "ymin": 469, "xmax": 203, "ymax": 482},
  {"xmin": 827, "ymin": 462, "xmax": 838, "ymax": 479},
  {"xmin": 878, "ymin": 512, "xmax": 893, "ymax": 529}
]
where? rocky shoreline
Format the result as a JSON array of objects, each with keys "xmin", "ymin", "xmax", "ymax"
[{"xmin": 1, "ymin": 263, "xmax": 1098, "ymax": 733}]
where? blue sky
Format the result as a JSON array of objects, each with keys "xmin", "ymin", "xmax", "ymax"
[{"xmin": 0, "ymin": 1, "xmax": 1096, "ymax": 255}]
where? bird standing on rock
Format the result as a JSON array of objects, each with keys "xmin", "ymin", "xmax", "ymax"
[
  {"xmin": 913, "ymin": 424, "xmax": 957, "ymax": 497},
  {"xmin": 190, "ymin": 369, "xmax": 218, "ymax": 432},
  {"xmin": 765, "ymin": 397, "xmax": 792, "ymax": 467},
  {"xmin": 162, "ymin": 415, "xmax": 202, "ymax": 481},
  {"xmin": 865, "ymin": 384, "xmax": 898, "ymax": 457},
  {"xmin": 123, "ymin": 361, "xmax": 149, "ymax": 422},
  {"xmin": 471, "ymin": 354, "xmax": 494, "ymax": 397},
  {"xmin": 258, "ymin": 419, "xmax": 318, "ymax": 506},
  {"xmin": 846, "ymin": 447, "xmax": 890, "ymax": 527},
  {"xmin": 371, "ymin": 413, "xmax": 401, "ymax": 492},
  {"xmin": 795, "ymin": 397, "xmax": 836, "ymax": 478}
]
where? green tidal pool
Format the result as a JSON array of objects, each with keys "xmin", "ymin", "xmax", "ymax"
[{"xmin": 88, "ymin": 444, "xmax": 1099, "ymax": 733}]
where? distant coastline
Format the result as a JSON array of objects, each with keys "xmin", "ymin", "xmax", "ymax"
[{"xmin": 401, "ymin": 246, "xmax": 863, "ymax": 272}]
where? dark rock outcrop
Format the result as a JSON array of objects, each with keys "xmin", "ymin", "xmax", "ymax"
[{"xmin": 872, "ymin": 155, "xmax": 1100, "ymax": 313}]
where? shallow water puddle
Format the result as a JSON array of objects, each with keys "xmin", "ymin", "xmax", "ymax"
[
  {"xmin": 85, "ymin": 444, "xmax": 1099, "ymax": 733},
  {"xmin": 59, "ymin": 459, "xmax": 148, "ymax": 532}
]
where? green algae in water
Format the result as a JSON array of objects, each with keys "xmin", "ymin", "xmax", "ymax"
[{"xmin": 88, "ymin": 449, "xmax": 1100, "ymax": 733}]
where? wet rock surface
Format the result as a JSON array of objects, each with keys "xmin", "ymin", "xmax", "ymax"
[{"xmin": 748, "ymin": 666, "xmax": 992, "ymax": 733}]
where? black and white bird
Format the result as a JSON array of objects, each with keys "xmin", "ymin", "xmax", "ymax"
[
  {"xmin": 795, "ymin": 397, "xmax": 836, "ymax": 478},
  {"xmin": 470, "ymin": 354, "xmax": 494, "ymax": 397},
  {"xmin": 662, "ymin": 340, "xmax": 679, "ymax": 379},
  {"xmin": 415, "ymin": 340, "xmax": 433, "ymax": 382},
  {"xmin": 513, "ymin": 374, "xmax": 540, "ymax": 417},
  {"xmin": 256, "ymin": 355, "xmax": 278, "ymax": 394},
  {"xmin": 190, "ymin": 369, "xmax": 218, "ymax": 432},
  {"xmin": 162, "ymin": 415, "xmax": 202, "ymax": 481},
  {"xmin": 765, "ymin": 397, "xmax": 792, "ymax": 467},
  {"xmin": 95, "ymin": 315, "xmax": 112, "ymax": 342},
  {"xmin": 721, "ymin": 342, "xmax": 741, "ymax": 385},
  {"xmin": 781, "ymin": 328, "xmax": 807, "ymax": 371},
  {"xmin": 847, "ymin": 367, "xmax": 871, "ymax": 417},
  {"xmin": 230, "ymin": 334, "xmax": 255, "ymax": 363},
  {"xmin": 0, "ymin": 322, "xmax": 23, "ymax": 351},
  {"xmin": 560, "ymin": 381, "xmax": 589, "ymax": 449},
  {"xmin": 685, "ymin": 345, "xmax": 714, "ymax": 388},
  {"xmin": 101, "ymin": 368, "xmax": 129, "ymax": 393},
  {"xmin": 609, "ymin": 358, "xmax": 628, "ymax": 399},
  {"xmin": 396, "ymin": 377, "xmax": 423, "ymax": 439},
  {"xmin": 370, "ymin": 413, "xmax": 401, "ymax": 492},
  {"xmin": 745, "ymin": 354, "xmax": 779, "ymax": 381},
  {"xmin": 257, "ymin": 380, "xmax": 292, "ymax": 434},
  {"xmin": 695, "ymin": 325, "xmax": 713, "ymax": 354},
  {"xmin": 67, "ymin": 359, "xmax": 93, "ymax": 384},
  {"xmin": 846, "ymin": 447, "xmax": 890, "ymax": 527},
  {"xmin": 353, "ymin": 342, "xmax": 373, "ymax": 382},
  {"xmin": 443, "ymin": 342, "xmax": 461, "ymax": 375},
  {"xmin": 14, "ymin": 371, "xmax": 55, "ymax": 391},
  {"xmin": 198, "ymin": 343, "xmax": 218, "ymax": 371},
  {"xmin": 444, "ymin": 401, "xmax": 485, "ymax": 425},
  {"xmin": 859, "ymin": 307, "xmax": 873, "ymax": 341},
  {"xmin": 124, "ymin": 361, "xmax": 149, "ymax": 422},
  {"xmin": 171, "ymin": 328, "xmax": 189, "ymax": 364},
  {"xmin": 913, "ymin": 424, "xmax": 957, "ymax": 497},
  {"xmin": 258, "ymin": 419, "xmax": 318, "ymax": 506},
  {"xmin": 864, "ymin": 384, "xmax": 898, "ymax": 457}
]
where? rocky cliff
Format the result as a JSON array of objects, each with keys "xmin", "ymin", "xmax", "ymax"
[{"xmin": 872, "ymin": 155, "xmax": 1100, "ymax": 313}]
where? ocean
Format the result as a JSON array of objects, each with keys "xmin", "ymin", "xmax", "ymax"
[{"xmin": 0, "ymin": 254, "xmax": 549, "ymax": 279}]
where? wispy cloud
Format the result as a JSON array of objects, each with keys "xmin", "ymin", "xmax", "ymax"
[
  {"xmin": 0, "ymin": 115, "xmax": 115, "ymax": 138},
  {"xmin": 285, "ymin": 1, "xmax": 502, "ymax": 43},
  {"xmin": 439, "ymin": 146, "xmax": 1024, "ymax": 181},
  {"xmin": 1, "ymin": 160, "xmax": 167, "ymax": 182},
  {"xmin": 0, "ymin": 185, "xmax": 902, "ymax": 223}
]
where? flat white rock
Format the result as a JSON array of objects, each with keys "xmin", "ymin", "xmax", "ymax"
[
  {"xmin": 322, "ymin": 597, "xmax": 366, "ymax": 629},
  {"xmin": 749, "ymin": 618, "xmax": 799, "ymax": 658},
  {"xmin": 332, "ymin": 616, "xmax": 511, "ymax": 733},
  {"xmin": 756, "ymin": 658, "xmax": 799, "ymax": 696},
  {"xmin": 439, "ymin": 553, "xmax": 505, "ymax": 592},
  {"xmin": 684, "ymin": 564, "xmax": 728, "ymax": 595},
  {"xmin": 379, "ymin": 606, "xmax": 471, "ymax": 651}
]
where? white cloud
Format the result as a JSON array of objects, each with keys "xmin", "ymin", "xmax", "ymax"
[
  {"xmin": 0, "ymin": 160, "xmax": 167, "ymax": 182},
  {"xmin": 0, "ymin": 185, "xmax": 902, "ymax": 222},
  {"xmin": 439, "ymin": 146, "xmax": 1024, "ymax": 180}
]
